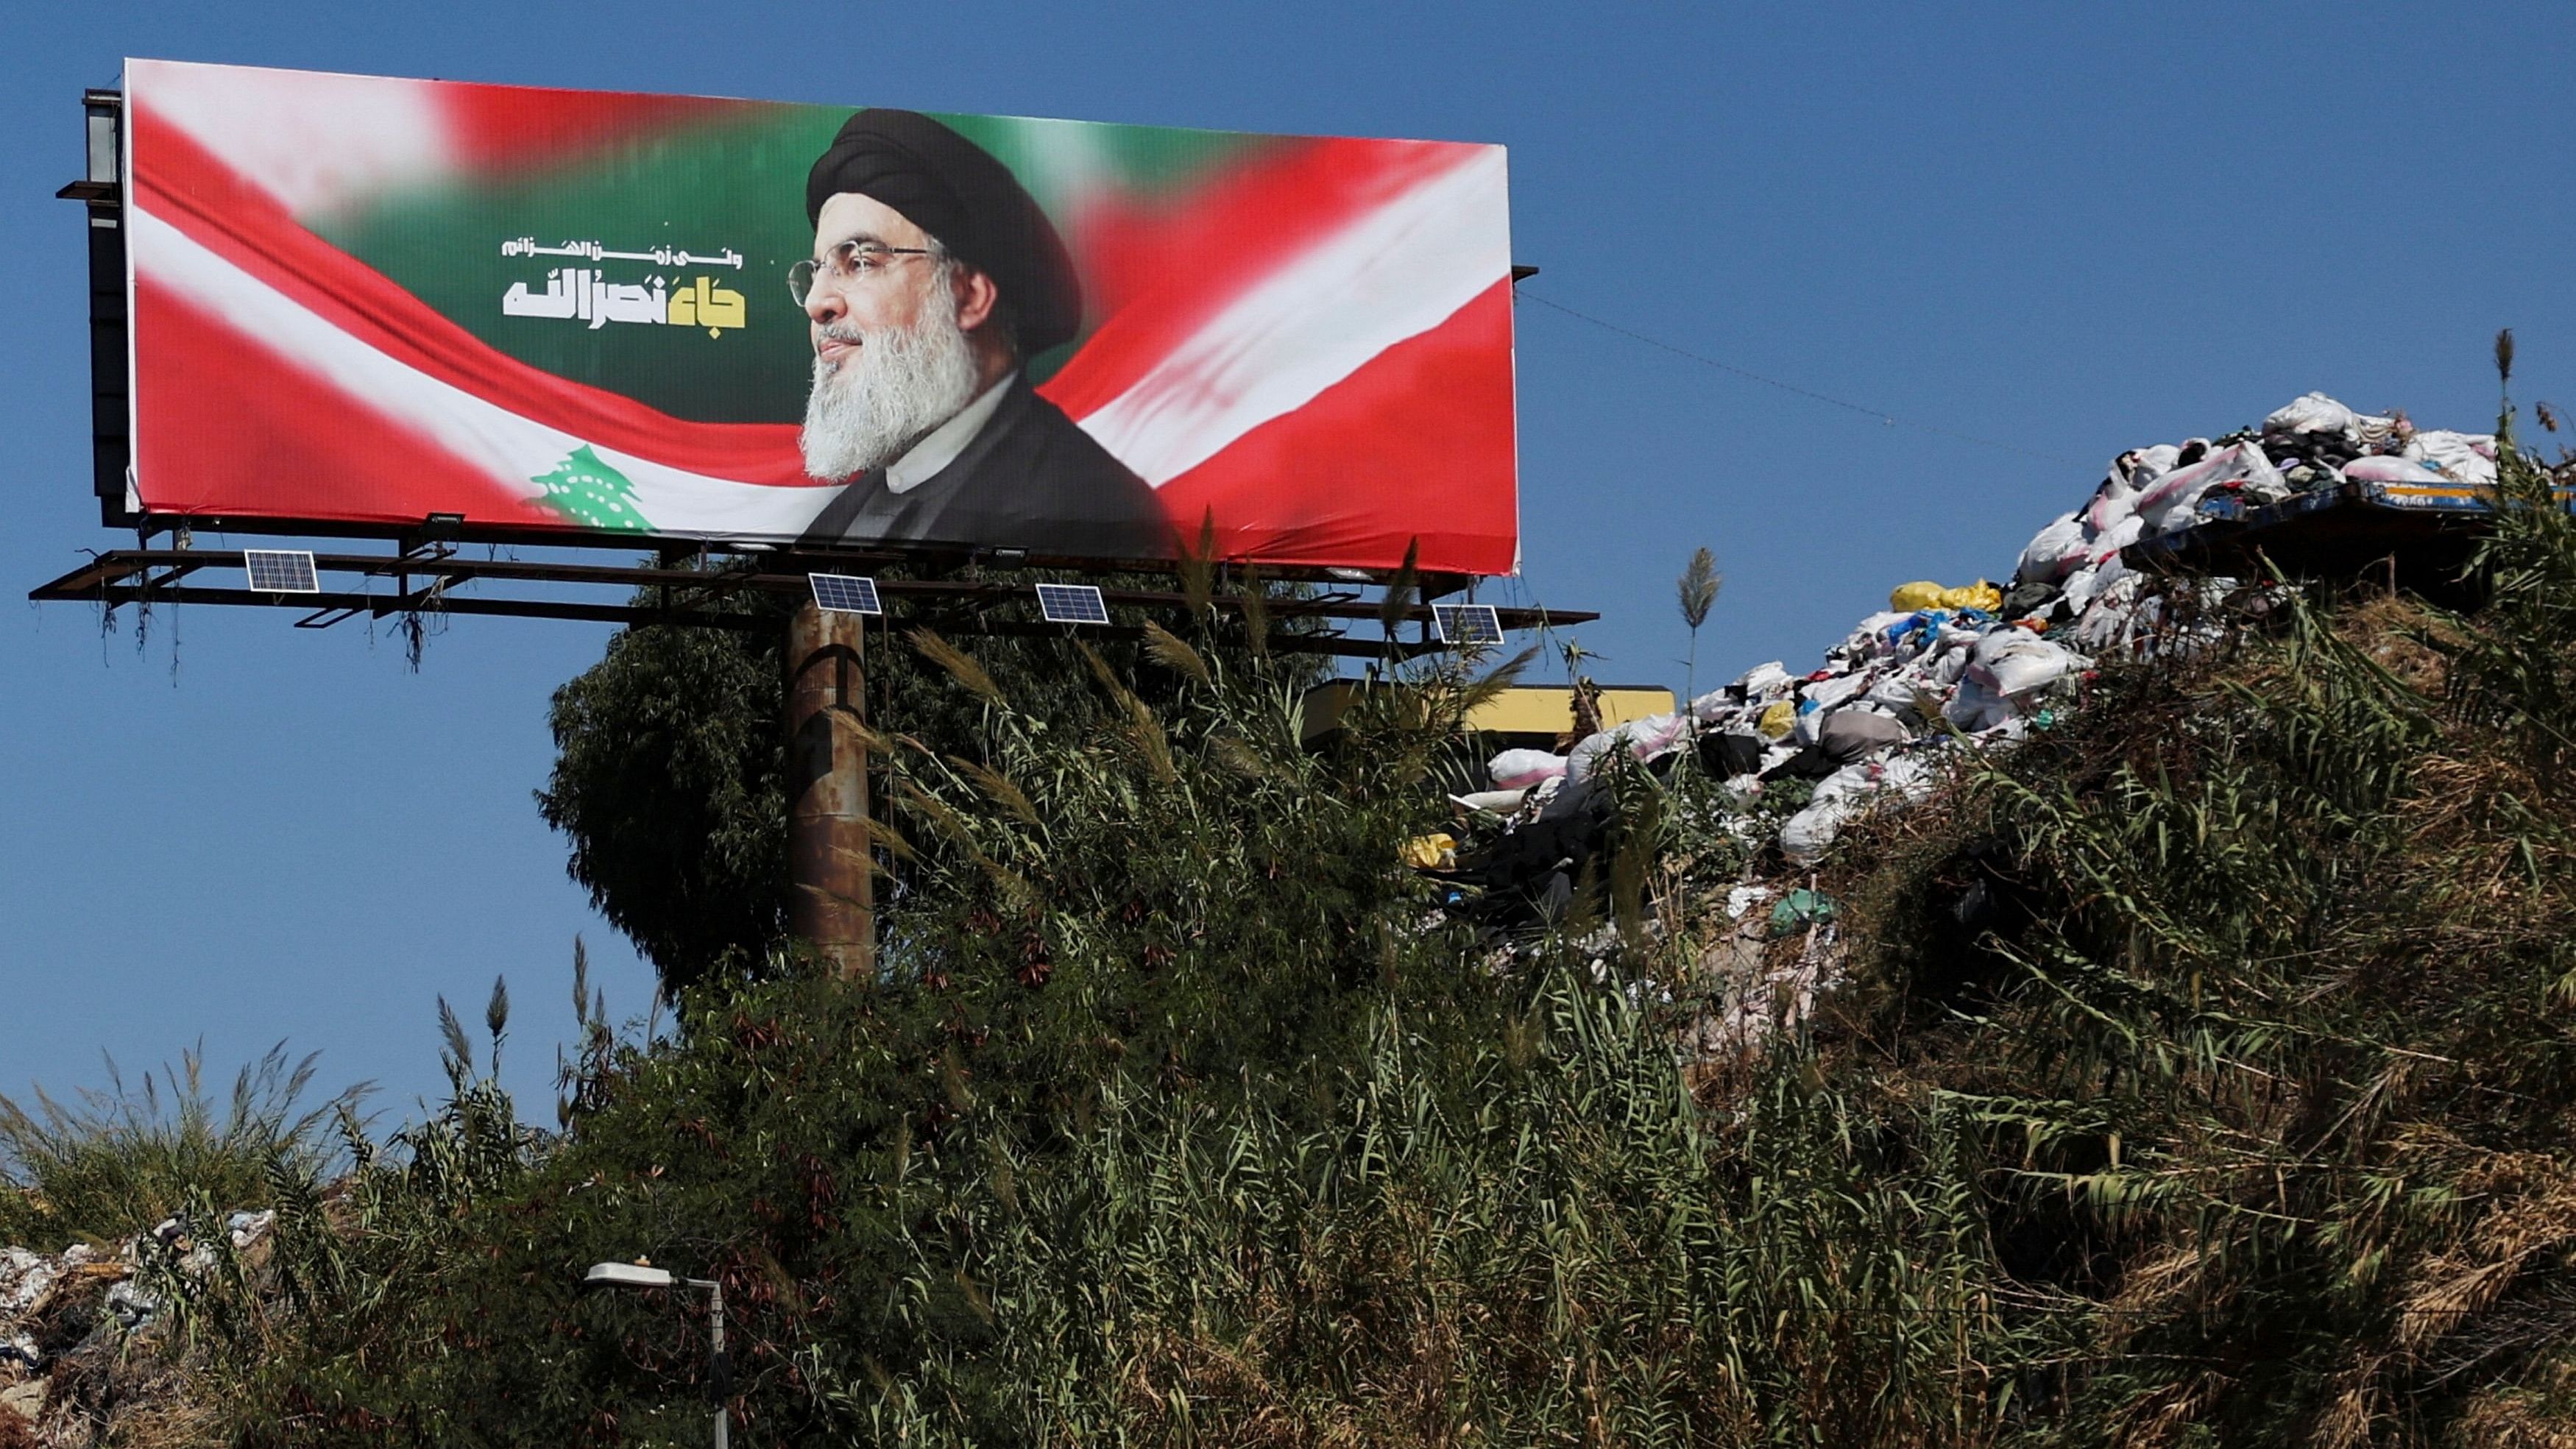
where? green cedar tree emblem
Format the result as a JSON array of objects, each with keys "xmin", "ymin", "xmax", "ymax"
[{"xmin": 531, "ymin": 445, "xmax": 651, "ymax": 532}]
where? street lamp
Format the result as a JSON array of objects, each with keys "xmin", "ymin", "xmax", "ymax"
[{"xmin": 583, "ymin": 1261, "xmax": 730, "ymax": 1449}]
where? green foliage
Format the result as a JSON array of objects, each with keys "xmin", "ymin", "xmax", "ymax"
[
  {"xmin": 79, "ymin": 397, "xmax": 2576, "ymax": 1445},
  {"xmin": 535, "ymin": 563, "xmax": 1323, "ymax": 992},
  {"xmin": 0, "ymin": 1044, "xmax": 361, "ymax": 1251},
  {"xmin": 535, "ymin": 608, "xmax": 792, "ymax": 991},
  {"xmin": 1827, "ymin": 411, "xmax": 2576, "ymax": 1442}
]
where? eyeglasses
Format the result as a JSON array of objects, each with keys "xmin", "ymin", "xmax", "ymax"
[{"xmin": 787, "ymin": 238, "xmax": 937, "ymax": 308}]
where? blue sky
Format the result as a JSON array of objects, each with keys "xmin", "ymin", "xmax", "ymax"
[{"xmin": 4, "ymin": 1, "xmax": 2571, "ymax": 1123}]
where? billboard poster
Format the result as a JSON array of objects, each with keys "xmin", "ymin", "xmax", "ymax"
[{"xmin": 119, "ymin": 60, "xmax": 1519, "ymax": 573}]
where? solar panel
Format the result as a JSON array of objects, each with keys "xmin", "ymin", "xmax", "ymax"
[
  {"xmin": 807, "ymin": 573, "xmax": 882, "ymax": 615},
  {"xmin": 1433, "ymin": 603, "xmax": 1505, "ymax": 648},
  {"xmin": 1035, "ymin": 582, "xmax": 1110, "ymax": 626},
  {"xmin": 243, "ymin": 550, "xmax": 320, "ymax": 594}
]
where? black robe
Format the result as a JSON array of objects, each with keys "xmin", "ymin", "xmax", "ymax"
[{"xmin": 799, "ymin": 376, "xmax": 1170, "ymax": 559}]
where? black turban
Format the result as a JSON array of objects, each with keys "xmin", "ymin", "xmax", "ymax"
[{"xmin": 806, "ymin": 108, "xmax": 1083, "ymax": 356}]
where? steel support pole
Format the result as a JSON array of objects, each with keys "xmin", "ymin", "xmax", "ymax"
[{"xmin": 785, "ymin": 601, "xmax": 874, "ymax": 978}]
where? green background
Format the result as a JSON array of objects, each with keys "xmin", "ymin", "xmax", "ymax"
[{"xmin": 314, "ymin": 104, "xmax": 1271, "ymax": 425}]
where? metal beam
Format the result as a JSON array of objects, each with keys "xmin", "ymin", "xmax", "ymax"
[{"xmin": 31, "ymin": 550, "xmax": 1594, "ymax": 644}]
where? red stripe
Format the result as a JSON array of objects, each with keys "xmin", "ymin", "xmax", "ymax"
[
  {"xmin": 134, "ymin": 275, "xmax": 558, "ymax": 528},
  {"xmin": 1041, "ymin": 137, "xmax": 1485, "ymax": 419},
  {"xmin": 132, "ymin": 99, "xmax": 816, "ymax": 486},
  {"xmin": 436, "ymin": 86, "xmax": 766, "ymax": 170},
  {"xmin": 1151, "ymin": 280, "xmax": 1517, "ymax": 573}
]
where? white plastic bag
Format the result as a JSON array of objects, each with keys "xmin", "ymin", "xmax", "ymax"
[
  {"xmin": 2404, "ymin": 430, "xmax": 2498, "ymax": 486},
  {"xmin": 2072, "ymin": 573, "xmax": 2148, "ymax": 651},
  {"xmin": 1734, "ymin": 661, "xmax": 1792, "ymax": 698},
  {"xmin": 1944, "ymin": 676, "xmax": 2009, "ymax": 732},
  {"xmin": 1972, "ymin": 631, "xmax": 2084, "ymax": 698},
  {"xmin": 2085, "ymin": 476, "xmax": 2140, "ymax": 534},
  {"xmin": 1780, "ymin": 755, "xmax": 1938, "ymax": 862},
  {"xmin": 2087, "ymin": 514, "xmax": 2145, "ymax": 567},
  {"xmin": 2015, "ymin": 511, "xmax": 2090, "ymax": 585},
  {"xmin": 2264, "ymin": 392, "xmax": 2360, "ymax": 437},
  {"xmin": 2340, "ymin": 455, "xmax": 2448, "ymax": 485},
  {"xmin": 2263, "ymin": 392, "xmax": 2399, "ymax": 448},
  {"xmin": 2133, "ymin": 442, "xmax": 2285, "ymax": 531},
  {"xmin": 1488, "ymin": 748, "xmax": 1567, "ymax": 790},
  {"xmin": 1802, "ymin": 670, "xmax": 1872, "ymax": 714},
  {"xmin": 1565, "ymin": 712, "xmax": 1694, "ymax": 782}
]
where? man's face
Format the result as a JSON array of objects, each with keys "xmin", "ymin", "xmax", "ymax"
[
  {"xmin": 797, "ymin": 192, "xmax": 985, "ymax": 481},
  {"xmin": 805, "ymin": 191, "xmax": 943, "ymax": 366}
]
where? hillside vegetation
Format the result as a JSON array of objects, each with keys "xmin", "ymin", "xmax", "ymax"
[{"xmin": 7, "ymin": 394, "xmax": 2575, "ymax": 1448}]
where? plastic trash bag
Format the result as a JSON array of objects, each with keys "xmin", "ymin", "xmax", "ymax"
[
  {"xmin": 2340, "ymin": 454, "xmax": 2449, "ymax": 485},
  {"xmin": 1780, "ymin": 754, "xmax": 1938, "ymax": 862},
  {"xmin": 1972, "ymin": 630, "xmax": 2084, "ymax": 698},
  {"xmin": 2085, "ymin": 475, "xmax": 2140, "ymax": 535},
  {"xmin": 2083, "ymin": 514, "xmax": 2145, "ymax": 568},
  {"xmin": 1735, "ymin": 661, "xmax": 1792, "ymax": 698},
  {"xmin": 2072, "ymin": 573, "xmax": 2148, "ymax": 651},
  {"xmin": 2134, "ymin": 441, "xmax": 2287, "ymax": 532},
  {"xmin": 1757, "ymin": 698, "xmax": 1798, "ymax": 740},
  {"xmin": 1944, "ymin": 676, "xmax": 2009, "ymax": 732},
  {"xmin": 2264, "ymin": 392, "xmax": 2362, "ymax": 437},
  {"xmin": 1819, "ymin": 706, "xmax": 1909, "ymax": 763},
  {"xmin": 1792, "ymin": 698, "xmax": 1826, "ymax": 748},
  {"xmin": 1688, "ymin": 687, "xmax": 1739, "ymax": 723},
  {"xmin": 1565, "ymin": 712, "xmax": 1695, "ymax": 782},
  {"xmin": 2263, "ymin": 392, "xmax": 2399, "ymax": 448},
  {"xmin": 1401, "ymin": 832, "xmax": 1457, "ymax": 869},
  {"xmin": 1488, "ymin": 748, "xmax": 1567, "ymax": 790},
  {"xmin": 1802, "ymin": 670, "xmax": 1872, "ymax": 714},
  {"xmin": 1767, "ymin": 888, "xmax": 1839, "ymax": 938},
  {"xmin": 1863, "ymin": 667, "xmax": 1936, "ymax": 715},
  {"xmin": 1890, "ymin": 580, "xmax": 2003, "ymax": 613},
  {"xmin": 2403, "ymin": 430, "xmax": 2498, "ymax": 486},
  {"xmin": 2016, "ymin": 511, "xmax": 2090, "ymax": 584}
]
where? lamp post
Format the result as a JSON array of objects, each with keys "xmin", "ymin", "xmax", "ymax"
[{"xmin": 583, "ymin": 1261, "xmax": 730, "ymax": 1449}]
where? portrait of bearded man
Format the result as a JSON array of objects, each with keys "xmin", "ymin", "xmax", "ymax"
[{"xmin": 791, "ymin": 108, "xmax": 1168, "ymax": 559}]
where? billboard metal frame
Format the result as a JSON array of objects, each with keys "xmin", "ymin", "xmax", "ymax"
[
  {"xmin": 32, "ymin": 547, "xmax": 1588, "ymax": 658},
  {"xmin": 44, "ymin": 88, "xmax": 1582, "ymax": 655}
]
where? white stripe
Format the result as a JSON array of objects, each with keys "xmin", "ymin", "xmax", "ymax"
[
  {"xmin": 131, "ymin": 205, "xmax": 832, "ymax": 538},
  {"xmin": 1072, "ymin": 145, "xmax": 1511, "ymax": 486},
  {"xmin": 130, "ymin": 60, "xmax": 456, "ymax": 218}
]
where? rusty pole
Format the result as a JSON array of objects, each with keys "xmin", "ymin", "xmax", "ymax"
[{"xmin": 785, "ymin": 601, "xmax": 874, "ymax": 978}]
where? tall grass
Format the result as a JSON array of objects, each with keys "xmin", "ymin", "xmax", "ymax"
[
  {"xmin": 0, "ymin": 1043, "xmax": 363, "ymax": 1250},
  {"xmin": 107, "ymin": 386, "xmax": 2576, "ymax": 1445}
]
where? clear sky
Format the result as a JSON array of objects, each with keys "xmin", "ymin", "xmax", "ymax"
[{"xmin": 4, "ymin": 1, "xmax": 2571, "ymax": 1124}]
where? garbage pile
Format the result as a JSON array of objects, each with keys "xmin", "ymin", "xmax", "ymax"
[
  {"xmin": 1448, "ymin": 393, "xmax": 2500, "ymax": 889},
  {"xmin": 0, "ymin": 1211, "xmax": 275, "ymax": 1445}
]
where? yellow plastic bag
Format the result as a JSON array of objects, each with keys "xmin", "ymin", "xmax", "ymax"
[
  {"xmin": 1889, "ymin": 579, "xmax": 2004, "ymax": 613},
  {"xmin": 1401, "ymin": 832, "xmax": 1457, "ymax": 870},
  {"xmin": 1945, "ymin": 580, "xmax": 2004, "ymax": 612},
  {"xmin": 1757, "ymin": 699, "xmax": 1797, "ymax": 740}
]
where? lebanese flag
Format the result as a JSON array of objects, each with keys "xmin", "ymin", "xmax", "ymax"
[{"xmin": 124, "ymin": 60, "xmax": 1518, "ymax": 573}]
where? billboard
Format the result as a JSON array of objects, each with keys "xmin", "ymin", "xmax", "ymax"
[{"xmin": 118, "ymin": 60, "xmax": 1519, "ymax": 573}]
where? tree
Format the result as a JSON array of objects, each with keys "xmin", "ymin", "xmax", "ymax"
[{"xmin": 537, "ymin": 564, "xmax": 1326, "ymax": 992}]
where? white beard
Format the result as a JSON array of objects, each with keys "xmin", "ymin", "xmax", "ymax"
[{"xmin": 799, "ymin": 290, "xmax": 983, "ymax": 481}]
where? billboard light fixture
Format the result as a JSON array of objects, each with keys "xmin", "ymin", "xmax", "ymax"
[
  {"xmin": 243, "ymin": 550, "xmax": 320, "ymax": 595},
  {"xmin": 807, "ymin": 573, "xmax": 882, "ymax": 616},
  {"xmin": 1036, "ymin": 582, "xmax": 1109, "ymax": 626},
  {"xmin": 1432, "ymin": 603, "xmax": 1504, "ymax": 648}
]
